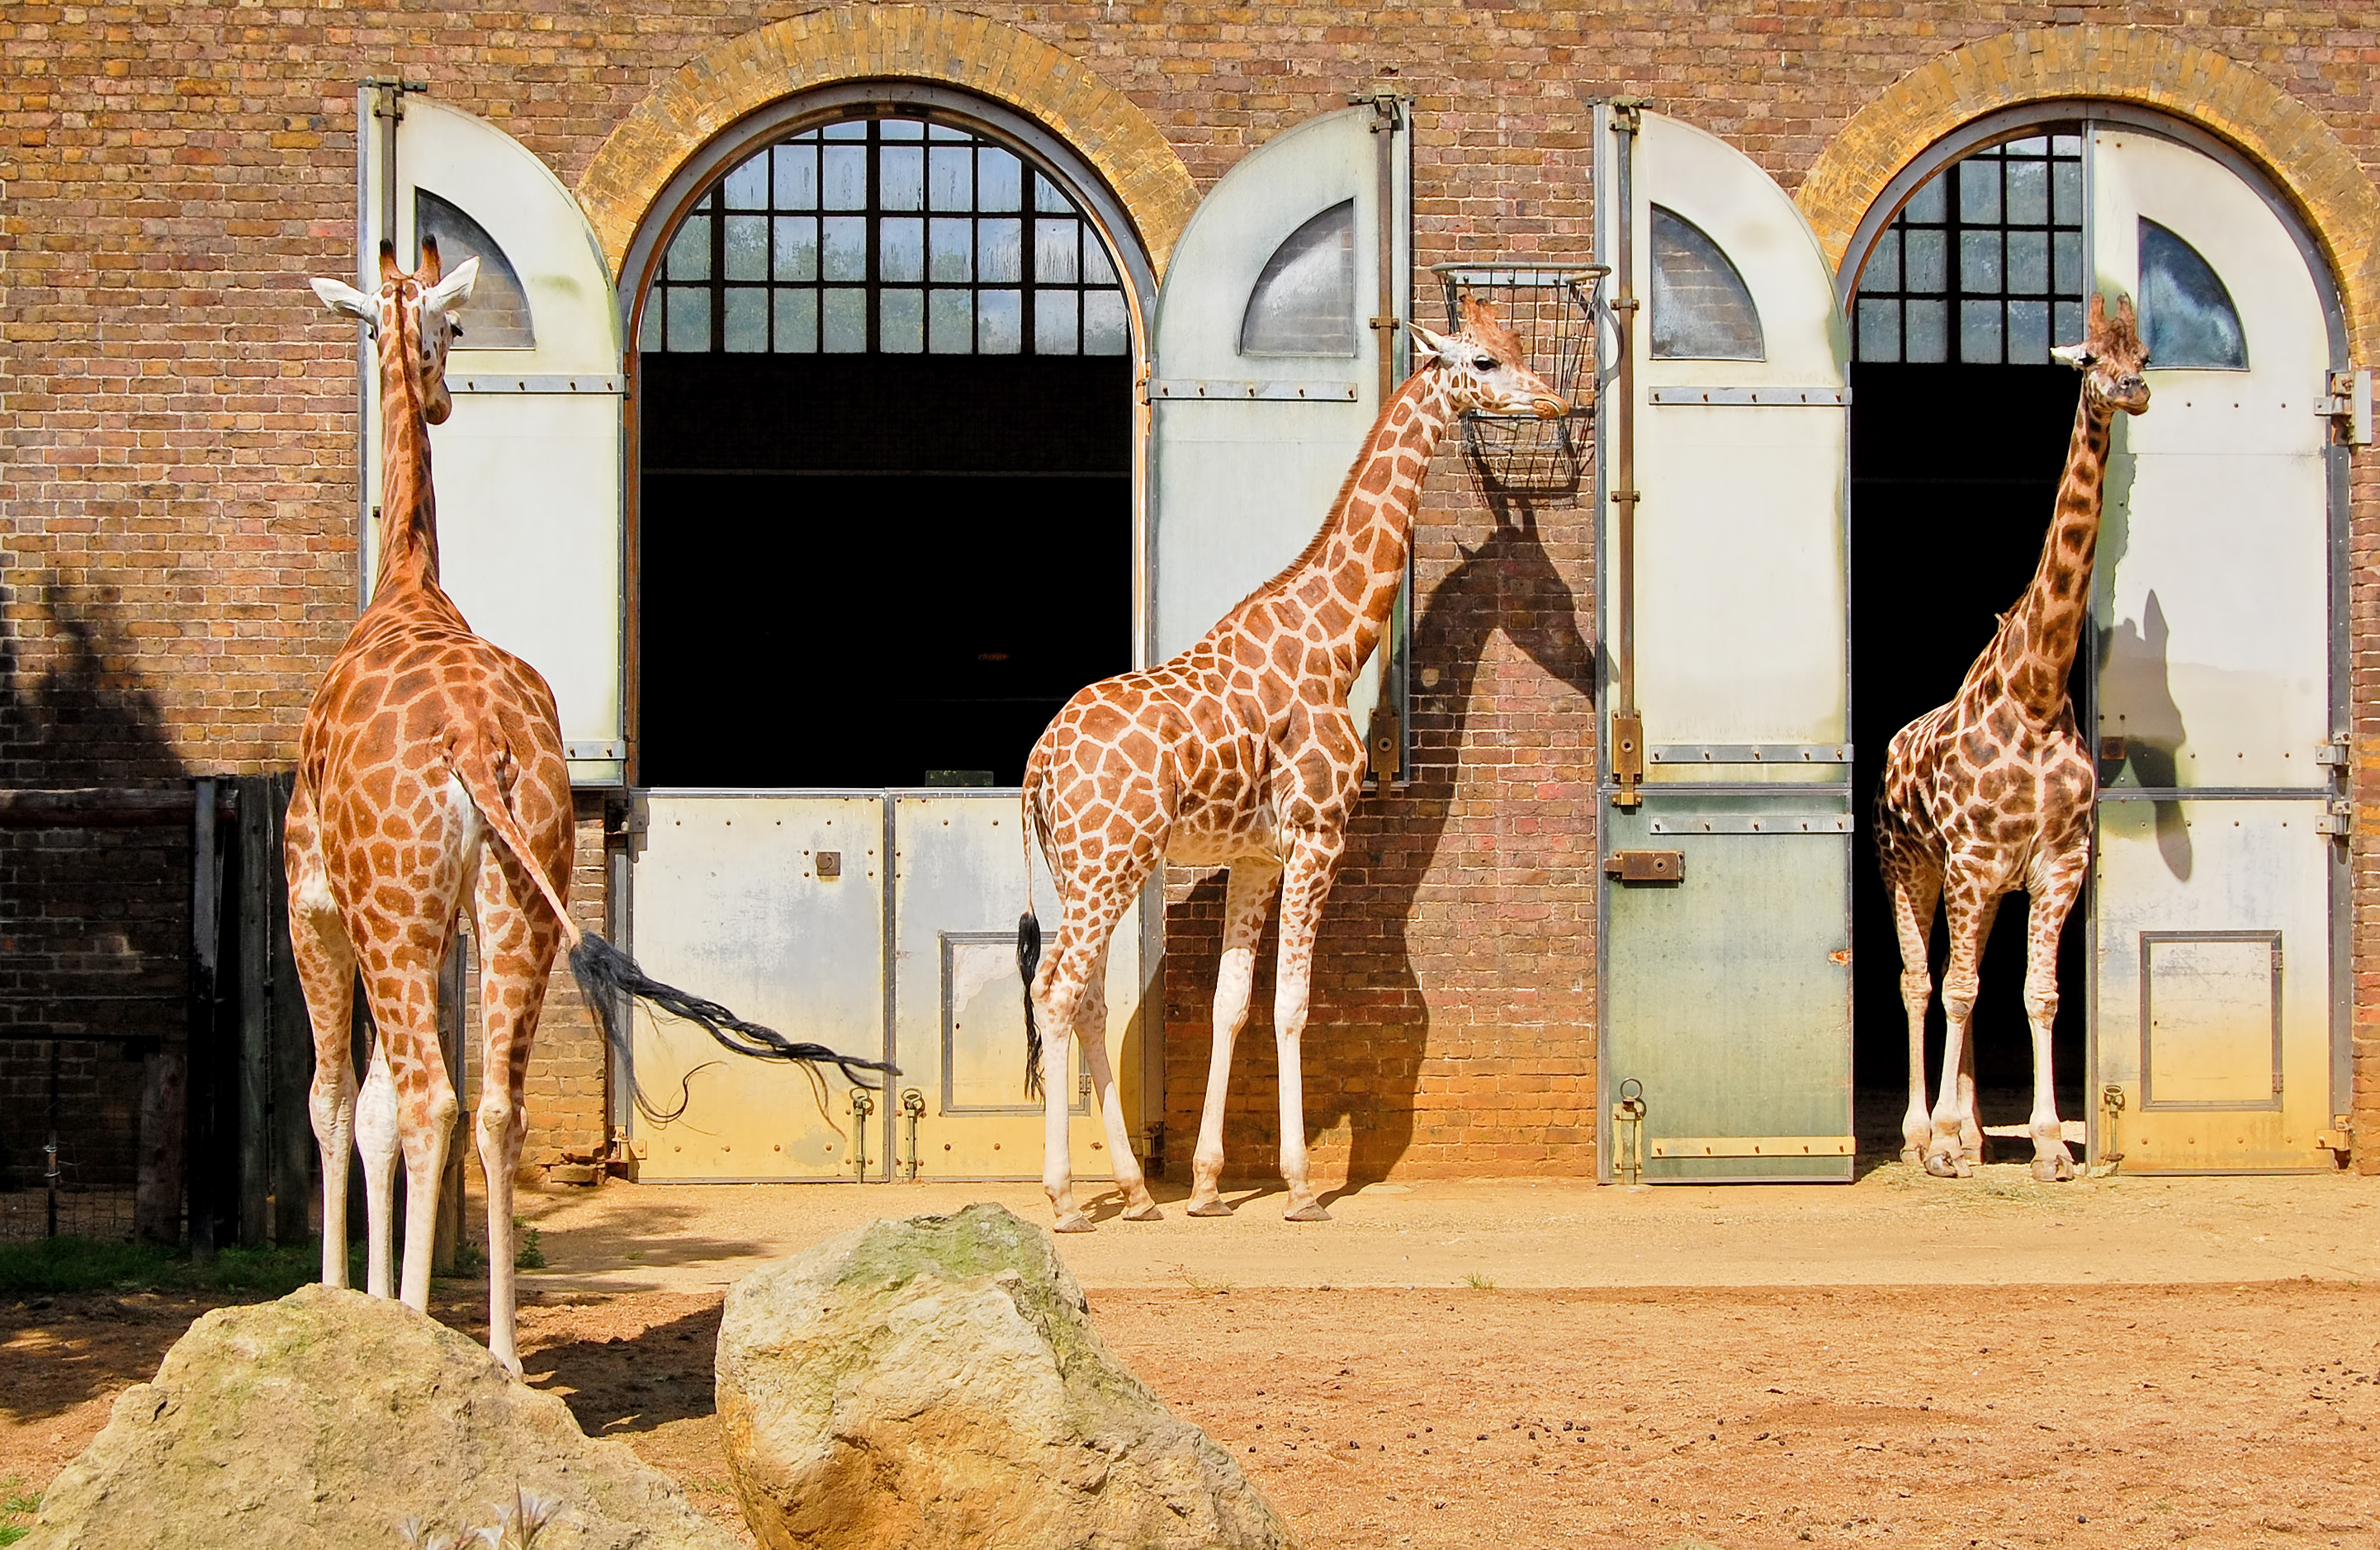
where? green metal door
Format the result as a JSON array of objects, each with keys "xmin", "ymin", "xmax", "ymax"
[{"xmin": 1596, "ymin": 106, "xmax": 1854, "ymax": 1182}]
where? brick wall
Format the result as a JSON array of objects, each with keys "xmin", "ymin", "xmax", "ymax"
[{"xmin": 3, "ymin": 3, "xmax": 2376, "ymax": 1184}]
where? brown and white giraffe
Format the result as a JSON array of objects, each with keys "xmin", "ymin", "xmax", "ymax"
[
  {"xmin": 1874, "ymin": 291, "xmax": 2149, "ymax": 1183},
  {"xmin": 303, "ymin": 241, "xmax": 888, "ymax": 1369},
  {"xmin": 1017, "ymin": 296, "xmax": 1568, "ymax": 1231}
]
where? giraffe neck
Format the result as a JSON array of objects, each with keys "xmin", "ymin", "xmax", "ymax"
[
  {"xmin": 368, "ymin": 309, "xmax": 440, "ymax": 606},
  {"xmin": 1990, "ymin": 385, "xmax": 2112, "ymax": 721}
]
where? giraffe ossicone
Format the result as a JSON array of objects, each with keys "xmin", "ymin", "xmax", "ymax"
[
  {"xmin": 1874, "ymin": 291, "xmax": 2150, "ymax": 1184},
  {"xmin": 1017, "ymin": 295, "xmax": 1569, "ymax": 1232}
]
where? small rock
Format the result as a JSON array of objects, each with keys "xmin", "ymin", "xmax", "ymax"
[{"xmin": 718, "ymin": 1202, "xmax": 1291, "ymax": 1550}]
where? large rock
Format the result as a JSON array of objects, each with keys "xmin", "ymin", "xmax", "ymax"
[
  {"xmin": 718, "ymin": 1203, "xmax": 1291, "ymax": 1550},
  {"xmin": 28, "ymin": 1283, "xmax": 740, "ymax": 1550}
]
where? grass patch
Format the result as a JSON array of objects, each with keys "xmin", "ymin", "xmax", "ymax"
[
  {"xmin": 1464, "ymin": 1271, "xmax": 1497, "ymax": 1291},
  {"xmin": 0, "ymin": 1236, "xmax": 350, "ymax": 1298},
  {"xmin": 0, "ymin": 1477, "xmax": 36, "ymax": 1548}
]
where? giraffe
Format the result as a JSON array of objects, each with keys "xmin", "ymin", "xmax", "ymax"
[
  {"xmin": 1016, "ymin": 295, "xmax": 1568, "ymax": 1231},
  {"xmin": 302, "ymin": 240, "xmax": 888, "ymax": 1370},
  {"xmin": 1874, "ymin": 291, "xmax": 2149, "ymax": 1184}
]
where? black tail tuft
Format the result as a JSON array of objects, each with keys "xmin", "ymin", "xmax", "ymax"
[
  {"xmin": 1017, "ymin": 909, "xmax": 1043, "ymax": 1102},
  {"xmin": 569, "ymin": 932, "xmax": 897, "ymax": 1118}
]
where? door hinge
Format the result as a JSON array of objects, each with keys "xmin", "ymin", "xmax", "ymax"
[
  {"xmin": 2318, "ymin": 369, "xmax": 2373, "ymax": 444},
  {"xmin": 2316, "ymin": 1116, "xmax": 2354, "ymax": 1161},
  {"xmin": 1611, "ymin": 710, "xmax": 1645, "ymax": 809},
  {"xmin": 2316, "ymin": 734, "xmax": 2352, "ymax": 769},
  {"xmin": 2317, "ymin": 798, "xmax": 2354, "ymax": 838}
]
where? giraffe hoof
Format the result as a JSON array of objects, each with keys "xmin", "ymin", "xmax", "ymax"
[
  {"xmin": 1899, "ymin": 1146, "xmax": 1924, "ymax": 1166},
  {"xmin": 1121, "ymin": 1203, "xmax": 1164, "ymax": 1222},
  {"xmin": 1053, "ymin": 1212, "xmax": 1096, "ymax": 1234},
  {"xmin": 1284, "ymin": 1203, "xmax": 1332, "ymax": 1223},
  {"xmin": 1185, "ymin": 1198, "xmax": 1235, "ymax": 1217},
  {"xmin": 1923, "ymin": 1152, "xmax": 1962, "ymax": 1179},
  {"xmin": 2032, "ymin": 1155, "xmax": 2076, "ymax": 1184}
]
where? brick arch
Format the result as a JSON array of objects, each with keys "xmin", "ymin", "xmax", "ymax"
[
  {"xmin": 1796, "ymin": 25, "xmax": 2380, "ymax": 357},
  {"xmin": 575, "ymin": 4, "xmax": 1197, "ymax": 280}
]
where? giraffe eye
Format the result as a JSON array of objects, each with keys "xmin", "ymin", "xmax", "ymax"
[
  {"xmin": 1472, "ymin": 354, "xmax": 1496, "ymax": 371},
  {"xmin": 450, "ymin": 322, "xmax": 465, "ymax": 339}
]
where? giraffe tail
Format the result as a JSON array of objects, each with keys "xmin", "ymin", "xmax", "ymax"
[{"xmin": 1018, "ymin": 909, "xmax": 1043, "ymax": 1103}]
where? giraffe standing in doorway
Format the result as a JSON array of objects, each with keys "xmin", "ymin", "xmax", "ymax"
[
  {"xmin": 1017, "ymin": 296, "xmax": 1569, "ymax": 1231},
  {"xmin": 1875, "ymin": 291, "xmax": 2149, "ymax": 1183},
  {"xmin": 302, "ymin": 241, "xmax": 888, "ymax": 1370}
]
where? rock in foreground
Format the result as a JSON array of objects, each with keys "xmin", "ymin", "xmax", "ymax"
[
  {"xmin": 28, "ymin": 1283, "xmax": 739, "ymax": 1550},
  {"xmin": 718, "ymin": 1202, "xmax": 1291, "ymax": 1550}
]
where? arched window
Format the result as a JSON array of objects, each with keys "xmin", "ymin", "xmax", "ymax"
[
  {"xmin": 639, "ymin": 118, "xmax": 1129, "ymax": 357},
  {"xmin": 1649, "ymin": 206, "xmax": 1763, "ymax": 361},
  {"xmin": 416, "ymin": 190, "xmax": 535, "ymax": 348},
  {"xmin": 1238, "ymin": 201, "xmax": 1356, "ymax": 356},
  {"xmin": 2138, "ymin": 219, "xmax": 2247, "ymax": 370}
]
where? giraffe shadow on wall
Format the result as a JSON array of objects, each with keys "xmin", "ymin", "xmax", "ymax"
[{"xmin": 1165, "ymin": 496, "xmax": 1597, "ymax": 1196}]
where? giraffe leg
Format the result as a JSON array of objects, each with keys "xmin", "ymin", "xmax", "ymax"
[
  {"xmin": 286, "ymin": 785, "xmax": 362, "ymax": 1289},
  {"xmin": 1886, "ymin": 853, "xmax": 1943, "ymax": 1165},
  {"xmin": 1035, "ymin": 899, "xmax": 1128, "ymax": 1234},
  {"xmin": 2023, "ymin": 862, "xmax": 2085, "ymax": 1184},
  {"xmin": 1928, "ymin": 889, "xmax": 1998, "ymax": 1179},
  {"xmin": 1188, "ymin": 861, "xmax": 1283, "ymax": 1217},
  {"xmin": 1074, "ymin": 943, "xmax": 1158, "ymax": 1222},
  {"xmin": 356, "ymin": 1042, "xmax": 400, "ymax": 1298},
  {"xmin": 358, "ymin": 957, "xmax": 458, "ymax": 1312},
  {"xmin": 1272, "ymin": 837, "xmax": 1345, "ymax": 1222},
  {"xmin": 474, "ymin": 856, "xmax": 561, "ymax": 1375}
]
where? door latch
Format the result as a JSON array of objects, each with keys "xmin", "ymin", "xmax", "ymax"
[
  {"xmin": 1368, "ymin": 706, "xmax": 1403, "ymax": 787},
  {"xmin": 1611, "ymin": 1078, "xmax": 1647, "ymax": 1185},
  {"xmin": 2316, "ymin": 1114, "xmax": 2354, "ymax": 1164},
  {"xmin": 2319, "ymin": 369, "xmax": 2373, "ymax": 444},
  {"xmin": 1605, "ymin": 848, "xmax": 1684, "ymax": 883}
]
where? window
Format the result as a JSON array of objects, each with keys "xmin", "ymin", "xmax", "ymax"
[
  {"xmin": 415, "ymin": 190, "xmax": 534, "ymax": 348},
  {"xmin": 1856, "ymin": 133, "xmax": 2084, "ymax": 364},
  {"xmin": 639, "ymin": 118, "xmax": 1128, "ymax": 357},
  {"xmin": 1649, "ymin": 206, "xmax": 1763, "ymax": 360},
  {"xmin": 2138, "ymin": 219, "xmax": 2246, "ymax": 370},
  {"xmin": 1239, "ymin": 201, "xmax": 1356, "ymax": 356}
]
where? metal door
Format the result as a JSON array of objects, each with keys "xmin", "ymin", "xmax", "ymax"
[
  {"xmin": 1150, "ymin": 100, "xmax": 1412, "ymax": 758},
  {"xmin": 362, "ymin": 92, "xmax": 626, "ymax": 785},
  {"xmin": 1596, "ymin": 106, "xmax": 1854, "ymax": 1181},
  {"xmin": 2088, "ymin": 126, "xmax": 2346, "ymax": 1171}
]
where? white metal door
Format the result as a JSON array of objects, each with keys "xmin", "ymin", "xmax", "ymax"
[
  {"xmin": 1150, "ymin": 103, "xmax": 1412, "ymax": 748},
  {"xmin": 2088, "ymin": 126, "xmax": 2343, "ymax": 1171},
  {"xmin": 363, "ymin": 96, "xmax": 626, "ymax": 785},
  {"xmin": 1597, "ymin": 108, "xmax": 1854, "ymax": 1180}
]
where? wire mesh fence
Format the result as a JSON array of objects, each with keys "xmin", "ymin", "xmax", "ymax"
[{"xmin": 1431, "ymin": 262, "xmax": 1605, "ymax": 501}]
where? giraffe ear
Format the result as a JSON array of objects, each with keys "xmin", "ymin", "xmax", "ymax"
[
  {"xmin": 422, "ymin": 256, "xmax": 480, "ymax": 320},
  {"xmin": 310, "ymin": 276, "xmax": 377, "ymax": 323},
  {"xmin": 2049, "ymin": 339, "xmax": 2091, "ymax": 370},
  {"xmin": 1408, "ymin": 321, "xmax": 1458, "ymax": 365}
]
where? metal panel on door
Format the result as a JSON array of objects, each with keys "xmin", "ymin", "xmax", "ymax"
[
  {"xmin": 2089, "ymin": 127, "xmax": 2343, "ymax": 1171},
  {"xmin": 1150, "ymin": 104, "xmax": 1411, "ymax": 749},
  {"xmin": 626, "ymin": 794, "xmax": 888, "ymax": 1181},
  {"xmin": 365, "ymin": 96, "xmax": 626, "ymax": 786},
  {"xmin": 1597, "ymin": 108, "xmax": 1853, "ymax": 1180}
]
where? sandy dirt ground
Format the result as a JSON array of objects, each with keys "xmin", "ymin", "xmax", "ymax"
[{"xmin": 7, "ymin": 1163, "xmax": 2379, "ymax": 1549}]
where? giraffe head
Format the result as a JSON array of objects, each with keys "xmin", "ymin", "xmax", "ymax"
[
  {"xmin": 1408, "ymin": 294, "xmax": 1569, "ymax": 419},
  {"xmin": 311, "ymin": 238, "xmax": 480, "ymax": 424},
  {"xmin": 2050, "ymin": 291, "xmax": 2150, "ymax": 417}
]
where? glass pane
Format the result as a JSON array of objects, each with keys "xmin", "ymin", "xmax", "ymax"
[
  {"xmin": 1034, "ymin": 219, "xmax": 1079, "ymax": 283},
  {"xmin": 2006, "ymin": 229, "xmax": 2048, "ymax": 294},
  {"xmin": 929, "ymin": 218, "xmax": 972, "ymax": 283},
  {"xmin": 821, "ymin": 217, "xmax": 867, "ymax": 282},
  {"xmin": 1958, "ymin": 159, "xmax": 2001, "ymax": 224},
  {"xmin": 978, "ymin": 289, "xmax": 1021, "ymax": 352},
  {"xmin": 2139, "ymin": 219, "xmax": 2248, "ymax": 369},
  {"xmin": 1961, "ymin": 298, "xmax": 2003, "ymax": 363},
  {"xmin": 2051, "ymin": 158, "xmax": 2082, "ymax": 224},
  {"xmin": 1856, "ymin": 298, "xmax": 1900, "ymax": 362},
  {"xmin": 930, "ymin": 146, "xmax": 973, "ymax": 210},
  {"xmin": 2053, "ymin": 230, "xmax": 2082, "ymax": 295},
  {"xmin": 774, "ymin": 216, "xmax": 818, "ymax": 282},
  {"xmin": 2005, "ymin": 135, "xmax": 2048, "ymax": 158},
  {"xmin": 724, "ymin": 214, "xmax": 768, "ymax": 281},
  {"xmin": 722, "ymin": 154, "xmax": 769, "ymax": 210},
  {"xmin": 1903, "ymin": 172, "xmax": 1947, "ymax": 224},
  {"xmin": 822, "ymin": 144, "xmax": 867, "ymax": 210},
  {"xmin": 1904, "ymin": 229, "xmax": 1947, "ymax": 291},
  {"xmin": 879, "ymin": 289, "xmax": 924, "ymax": 353},
  {"xmin": 1035, "ymin": 289, "xmax": 1079, "ymax": 353},
  {"xmin": 774, "ymin": 144, "xmax": 818, "ymax": 210},
  {"xmin": 2007, "ymin": 299, "xmax": 2050, "ymax": 363},
  {"xmin": 823, "ymin": 288, "xmax": 867, "ymax": 352},
  {"xmin": 1083, "ymin": 290, "xmax": 1128, "ymax": 355},
  {"xmin": 665, "ymin": 286, "xmax": 710, "ymax": 352},
  {"xmin": 2005, "ymin": 157, "xmax": 2048, "ymax": 225},
  {"xmin": 1860, "ymin": 230, "xmax": 1900, "ymax": 293},
  {"xmin": 666, "ymin": 217, "xmax": 710, "ymax": 281},
  {"xmin": 723, "ymin": 288, "xmax": 767, "ymax": 352},
  {"xmin": 929, "ymin": 123, "xmax": 966, "ymax": 141},
  {"xmin": 2055, "ymin": 300, "xmax": 2085, "ymax": 350},
  {"xmin": 978, "ymin": 149, "xmax": 1022, "ymax": 212},
  {"xmin": 1238, "ymin": 201, "xmax": 1355, "ymax": 356},
  {"xmin": 881, "ymin": 144, "xmax": 924, "ymax": 212},
  {"xmin": 637, "ymin": 295, "xmax": 662, "ymax": 352},
  {"xmin": 1649, "ymin": 205, "xmax": 1763, "ymax": 360},
  {"xmin": 1906, "ymin": 298, "xmax": 1947, "ymax": 362},
  {"xmin": 773, "ymin": 289, "xmax": 817, "ymax": 353},
  {"xmin": 1034, "ymin": 172, "xmax": 1071, "ymax": 213},
  {"xmin": 879, "ymin": 119, "xmax": 923, "ymax": 140},
  {"xmin": 414, "ymin": 190, "xmax": 533, "ymax": 347},
  {"xmin": 881, "ymin": 217, "xmax": 924, "ymax": 283},
  {"xmin": 1083, "ymin": 237, "xmax": 1118, "ymax": 287},
  {"xmin": 1959, "ymin": 230, "xmax": 2002, "ymax": 293},
  {"xmin": 822, "ymin": 121, "xmax": 865, "ymax": 140},
  {"xmin": 976, "ymin": 218, "xmax": 1021, "ymax": 284},
  {"xmin": 929, "ymin": 289, "xmax": 973, "ymax": 353}
]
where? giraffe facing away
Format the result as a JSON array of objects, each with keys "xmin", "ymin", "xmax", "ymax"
[
  {"xmin": 1017, "ymin": 296, "xmax": 1568, "ymax": 1231},
  {"xmin": 1874, "ymin": 291, "xmax": 2149, "ymax": 1183},
  {"xmin": 303, "ymin": 241, "xmax": 889, "ymax": 1370}
]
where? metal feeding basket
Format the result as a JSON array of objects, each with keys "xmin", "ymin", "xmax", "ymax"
[{"xmin": 1430, "ymin": 262, "xmax": 1606, "ymax": 500}]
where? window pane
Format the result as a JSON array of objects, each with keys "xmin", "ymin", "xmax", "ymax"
[
  {"xmin": 415, "ymin": 190, "xmax": 533, "ymax": 347},
  {"xmin": 881, "ymin": 217, "xmax": 924, "ymax": 283},
  {"xmin": 1083, "ymin": 238, "xmax": 1117, "ymax": 286},
  {"xmin": 1856, "ymin": 298, "xmax": 1900, "ymax": 362},
  {"xmin": 774, "ymin": 216, "xmax": 818, "ymax": 282},
  {"xmin": 773, "ymin": 289, "xmax": 817, "ymax": 352},
  {"xmin": 1035, "ymin": 288, "xmax": 1078, "ymax": 353},
  {"xmin": 2006, "ymin": 229, "xmax": 2047, "ymax": 294},
  {"xmin": 1083, "ymin": 291, "xmax": 1128, "ymax": 355},
  {"xmin": 665, "ymin": 286, "xmax": 710, "ymax": 352},
  {"xmin": 978, "ymin": 149, "xmax": 1022, "ymax": 211},
  {"xmin": 724, "ymin": 214, "xmax": 768, "ymax": 281},
  {"xmin": 822, "ymin": 121, "xmax": 865, "ymax": 140},
  {"xmin": 1961, "ymin": 298, "xmax": 2003, "ymax": 363},
  {"xmin": 1906, "ymin": 299, "xmax": 1947, "ymax": 362},
  {"xmin": 1649, "ymin": 205, "xmax": 1763, "ymax": 360},
  {"xmin": 881, "ymin": 144, "xmax": 924, "ymax": 212},
  {"xmin": 2054, "ymin": 300, "xmax": 2085, "ymax": 350},
  {"xmin": 929, "ymin": 218, "xmax": 972, "ymax": 283},
  {"xmin": 1238, "ymin": 201, "xmax": 1355, "ymax": 356},
  {"xmin": 637, "ymin": 296, "xmax": 662, "ymax": 352},
  {"xmin": 822, "ymin": 144, "xmax": 867, "ymax": 210},
  {"xmin": 2005, "ymin": 156, "xmax": 2048, "ymax": 225},
  {"xmin": 724, "ymin": 288, "xmax": 767, "ymax": 352},
  {"xmin": 722, "ymin": 154, "xmax": 769, "ymax": 210},
  {"xmin": 666, "ymin": 217, "xmax": 710, "ymax": 281},
  {"xmin": 1034, "ymin": 219, "xmax": 1080, "ymax": 283},
  {"xmin": 978, "ymin": 289, "xmax": 1021, "ymax": 352},
  {"xmin": 929, "ymin": 289, "xmax": 972, "ymax": 353},
  {"xmin": 929, "ymin": 146, "xmax": 973, "ymax": 210},
  {"xmin": 1959, "ymin": 229, "xmax": 2002, "ymax": 293},
  {"xmin": 773, "ymin": 144, "xmax": 817, "ymax": 210},
  {"xmin": 1903, "ymin": 172, "xmax": 1947, "ymax": 224},
  {"xmin": 2052, "ymin": 158, "xmax": 2082, "ymax": 224},
  {"xmin": 1958, "ymin": 159, "xmax": 2001, "ymax": 224},
  {"xmin": 879, "ymin": 118, "xmax": 923, "ymax": 140},
  {"xmin": 1034, "ymin": 172, "xmax": 1070, "ymax": 213},
  {"xmin": 2008, "ymin": 300, "xmax": 2050, "ymax": 363},
  {"xmin": 979, "ymin": 218, "xmax": 1022, "ymax": 284},
  {"xmin": 879, "ymin": 289, "xmax": 924, "ymax": 353},
  {"xmin": 1904, "ymin": 229, "xmax": 1947, "ymax": 291},
  {"xmin": 821, "ymin": 216, "xmax": 867, "ymax": 282},
  {"xmin": 2005, "ymin": 135, "xmax": 2048, "ymax": 158},
  {"xmin": 2053, "ymin": 230, "xmax": 2082, "ymax": 296},
  {"xmin": 823, "ymin": 288, "xmax": 867, "ymax": 352},
  {"xmin": 2139, "ymin": 218, "xmax": 2248, "ymax": 369},
  {"xmin": 1860, "ymin": 230, "xmax": 1900, "ymax": 293}
]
